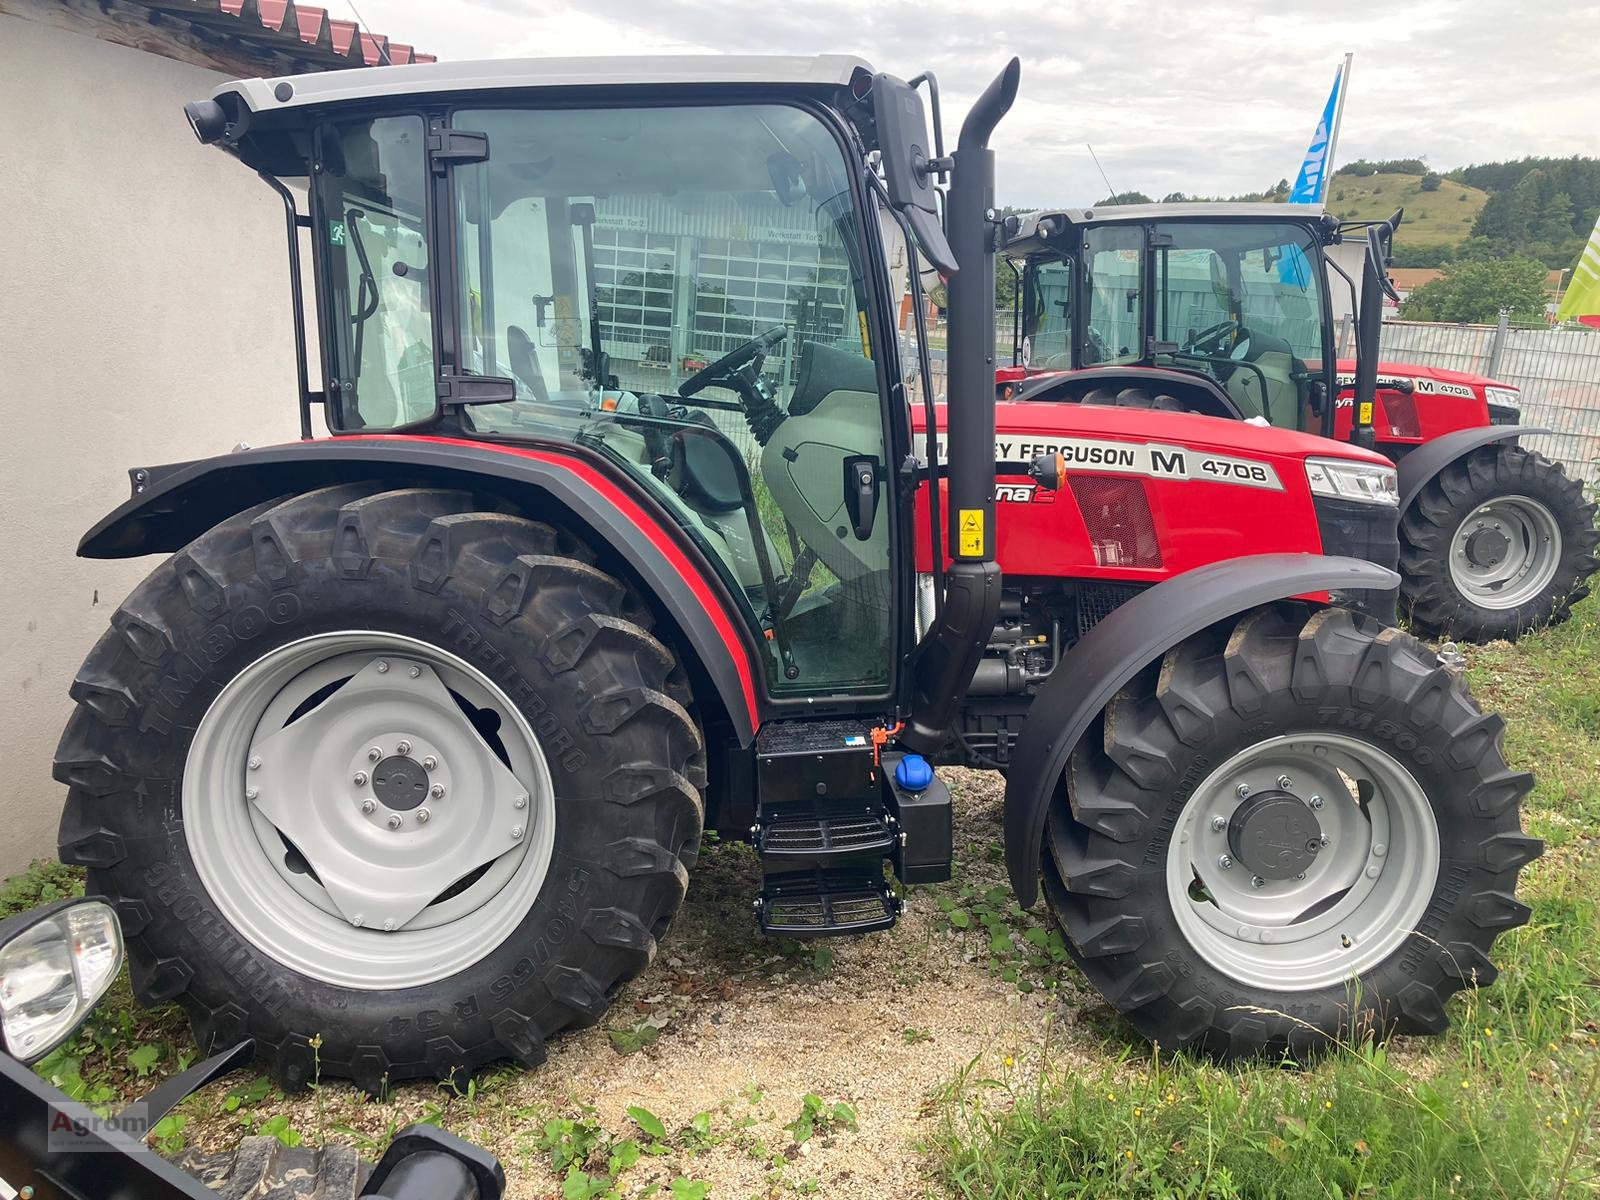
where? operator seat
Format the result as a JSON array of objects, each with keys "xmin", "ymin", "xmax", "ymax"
[
  {"xmin": 1224, "ymin": 326, "xmax": 1298, "ymax": 425},
  {"xmin": 506, "ymin": 324, "xmax": 552, "ymax": 405}
]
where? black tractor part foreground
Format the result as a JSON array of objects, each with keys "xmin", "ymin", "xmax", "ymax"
[
  {"xmin": 52, "ymin": 53, "xmax": 1538, "ymax": 1089},
  {"xmin": 0, "ymin": 899, "xmax": 505, "ymax": 1200}
]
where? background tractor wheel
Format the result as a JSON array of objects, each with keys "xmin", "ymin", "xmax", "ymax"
[
  {"xmin": 55, "ymin": 485, "xmax": 704, "ymax": 1091},
  {"xmin": 1044, "ymin": 603, "xmax": 1539, "ymax": 1060},
  {"xmin": 1400, "ymin": 443, "xmax": 1599, "ymax": 642}
]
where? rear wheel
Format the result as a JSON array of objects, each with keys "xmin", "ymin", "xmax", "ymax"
[
  {"xmin": 1044, "ymin": 604, "xmax": 1539, "ymax": 1059},
  {"xmin": 55, "ymin": 485, "xmax": 704, "ymax": 1090},
  {"xmin": 1400, "ymin": 443, "xmax": 1599, "ymax": 642}
]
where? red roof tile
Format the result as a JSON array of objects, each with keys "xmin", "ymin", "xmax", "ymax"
[{"xmin": 187, "ymin": 0, "xmax": 434, "ymax": 71}]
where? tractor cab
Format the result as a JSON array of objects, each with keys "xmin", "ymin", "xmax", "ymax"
[
  {"xmin": 182, "ymin": 57, "xmax": 1004, "ymax": 712},
  {"xmin": 1004, "ymin": 203, "xmax": 1395, "ymax": 439}
]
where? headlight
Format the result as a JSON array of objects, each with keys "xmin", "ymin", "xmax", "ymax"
[
  {"xmin": 1485, "ymin": 385, "xmax": 1521, "ymax": 407},
  {"xmin": 0, "ymin": 900, "xmax": 123, "ymax": 1063},
  {"xmin": 1304, "ymin": 457, "xmax": 1398, "ymax": 506}
]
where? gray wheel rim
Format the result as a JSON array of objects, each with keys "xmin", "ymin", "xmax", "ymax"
[
  {"xmin": 1164, "ymin": 733, "xmax": 1439, "ymax": 991},
  {"xmin": 1448, "ymin": 494, "xmax": 1562, "ymax": 611},
  {"xmin": 184, "ymin": 632, "xmax": 557, "ymax": 990}
]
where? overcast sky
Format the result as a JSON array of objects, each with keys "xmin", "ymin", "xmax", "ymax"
[{"xmin": 350, "ymin": 0, "xmax": 1599, "ymax": 207}]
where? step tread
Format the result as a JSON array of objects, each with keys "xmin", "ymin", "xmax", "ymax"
[
  {"xmin": 758, "ymin": 812, "xmax": 895, "ymax": 858},
  {"xmin": 757, "ymin": 875, "xmax": 897, "ymax": 937}
]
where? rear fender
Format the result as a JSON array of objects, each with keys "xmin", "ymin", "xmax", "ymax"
[
  {"xmin": 1395, "ymin": 425, "xmax": 1550, "ymax": 513},
  {"xmin": 1002, "ymin": 553, "xmax": 1399, "ymax": 906},
  {"xmin": 80, "ymin": 437, "xmax": 761, "ymax": 744}
]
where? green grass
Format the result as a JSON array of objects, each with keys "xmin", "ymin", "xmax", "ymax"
[
  {"xmin": 1327, "ymin": 172, "xmax": 1488, "ymax": 249},
  {"xmin": 934, "ymin": 595, "xmax": 1600, "ymax": 1199}
]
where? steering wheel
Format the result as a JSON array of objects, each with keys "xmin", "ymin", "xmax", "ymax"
[
  {"xmin": 680, "ymin": 325, "xmax": 788, "ymax": 399},
  {"xmin": 1185, "ymin": 318, "xmax": 1241, "ymax": 357}
]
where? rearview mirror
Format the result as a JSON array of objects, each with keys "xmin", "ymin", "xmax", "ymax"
[
  {"xmin": 0, "ymin": 899, "xmax": 124, "ymax": 1064},
  {"xmin": 871, "ymin": 73, "xmax": 957, "ymax": 274}
]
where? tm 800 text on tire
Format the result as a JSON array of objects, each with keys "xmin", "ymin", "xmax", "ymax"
[
  {"xmin": 1044, "ymin": 603, "xmax": 1540, "ymax": 1059},
  {"xmin": 55, "ymin": 485, "xmax": 704, "ymax": 1091}
]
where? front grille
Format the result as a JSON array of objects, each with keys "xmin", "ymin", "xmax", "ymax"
[
  {"xmin": 1314, "ymin": 496, "xmax": 1400, "ymax": 625},
  {"xmin": 1488, "ymin": 403, "xmax": 1521, "ymax": 426},
  {"xmin": 1068, "ymin": 475, "xmax": 1162, "ymax": 569},
  {"xmin": 1076, "ymin": 581, "xmax": 1149, "ymax": 639}
]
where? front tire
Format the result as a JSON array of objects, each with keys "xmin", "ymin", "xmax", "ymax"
[
  {"xmin": 1044, "ymin": 604, "xmax": 1540, "ymax": 1059},
  {"xmin": 1400, "ymin": 443, "xmax": 1599, "ymax": 642},
  {"xmin": 55, "ymin": 485, "xmax": 704, "ymax": 1090}
]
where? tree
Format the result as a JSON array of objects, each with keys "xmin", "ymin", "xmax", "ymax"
[
  {"xmin": 1399, "ymin": 256, "xmax": 1549, "ymax": 324},
  {"xmin": 1420, "ymin": 172, "xmax": 1442, "ymax": 192},
  {"xmin": 1096, "ymin": 191, "xmax": 1154, "ymax": 206}
]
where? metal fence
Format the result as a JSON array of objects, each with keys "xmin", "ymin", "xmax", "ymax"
[
  {"xmin": 913, "ymin": 316, "xmax": 1600, "ymax": 485},
  {"xmin": 1334, "ymin": 317, "xmax": 1600, "ymax": 483}
]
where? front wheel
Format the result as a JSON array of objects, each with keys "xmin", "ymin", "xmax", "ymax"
[
  {"xmin": 1044, "ymin": 604, "xmax": 1540, "ymax": 1059},
  {"xmin": 1400, "ymin": 443, "xmax": 1599, "ymax": 642},
  {"xmin": 55, "ymin": 485, "xmax": 705, "ymax": 1090}
]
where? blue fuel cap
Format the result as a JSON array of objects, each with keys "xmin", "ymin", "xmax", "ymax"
[{"xmin": 895, "ymin": 753, "xmax": 934, "ymax": 792}]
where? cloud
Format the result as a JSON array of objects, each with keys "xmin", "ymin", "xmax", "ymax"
[{"xmin": 352, "ymin": 0, "xmax": 1599, "ymax": 206}]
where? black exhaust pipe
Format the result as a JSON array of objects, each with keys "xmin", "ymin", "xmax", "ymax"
[{"xmin": 901, "ymin": 58, "xmax": 1020, "ymax": 755}]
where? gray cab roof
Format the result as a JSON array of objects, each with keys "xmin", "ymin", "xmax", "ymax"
[
  {"xmin": 1007, "ymin": 201, "xmax": 1333, "ymax": 251},
  {"xmin": 217, "ymin": 54, "xmax": 874, "ymax": 115}
]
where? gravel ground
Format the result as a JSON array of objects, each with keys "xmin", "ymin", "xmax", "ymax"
[{"xmin": 174, "ymin": 768, "xmax": 1103, "ymax": 1199}]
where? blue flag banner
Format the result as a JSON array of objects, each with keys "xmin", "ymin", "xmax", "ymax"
[
  {"xmin": 1279, "ymin": 62, "xmax": 1347, "ymax": 286},
  {"xmin": 1290, "ymin": 64, "xmax": 1344, "ymax": 205}
]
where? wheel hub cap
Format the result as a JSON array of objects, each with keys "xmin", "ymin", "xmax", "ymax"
[
  {"xmin": 1464, "ymin": 526, "xmax": 1511, "ymax": 568},
  {"xmin": 1227, "ymin": 790, "xmax": 1322, "ymax": 880},
  {"xmin": 372, "ymin": 754, "xmax": 430, "ymax": 811}
]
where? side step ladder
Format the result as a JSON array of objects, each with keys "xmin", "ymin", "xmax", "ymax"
[{"xmin": 749, "ymin": 719, "xmax": 947, "ymax": 938}]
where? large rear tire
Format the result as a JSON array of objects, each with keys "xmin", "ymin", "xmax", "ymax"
[
  {"xmin": 1400, "ymin": 443, "xmax": 1598, "ymax": 642},
  {"xmin": 1044, "ymin": 604, "xmax": 1539, "ymax": 1059},
  {"xmin": 55, "ymin": 485, "xmax": 704, "ymax": 1090}
]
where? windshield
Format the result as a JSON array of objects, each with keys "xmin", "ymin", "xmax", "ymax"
[
  {"xmin": 312, "ymin": 102, "xmax": 894, "ymax": 697},
  {"xmin": 1151, "ymin": 221, "xmax": 1328, "ymax": 428}
]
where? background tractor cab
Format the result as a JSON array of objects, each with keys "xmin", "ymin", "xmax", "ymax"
[{"xmin": 1000, "ymin": 203, "xmax": 1598, "ymax": 641}]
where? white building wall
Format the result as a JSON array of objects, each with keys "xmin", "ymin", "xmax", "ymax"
[{"xmin": 0, "ymin": 14, "xmax": 304, "ymax": 873}]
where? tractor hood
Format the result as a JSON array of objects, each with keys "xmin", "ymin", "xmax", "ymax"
[
  {"xmin": 915, "ymin": 401, "xmax": 1397, "ymax": 469},
  {"xmin": 1334, "ymin": 358, "xmax": 1509, "ymax": 395}
]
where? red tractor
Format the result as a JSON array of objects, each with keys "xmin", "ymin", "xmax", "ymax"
[
  {"xmin": 54, "ymin": 57, "xmax": 1536, "ymax": 1094},
  {"xmin": 997, "ymin": 203, "xmax": 1600, "ymax": 642}
]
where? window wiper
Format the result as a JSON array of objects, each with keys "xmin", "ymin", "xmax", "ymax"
[{"xmin": 345, "ymin": 207, "xmax": 380, "ymax": 371}]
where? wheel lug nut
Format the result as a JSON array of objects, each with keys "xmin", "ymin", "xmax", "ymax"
[
  {"xmin": 376, "ymin": 660, "xmax": 390, "ymax": 674},
  {"xmin": 1277, "ymin": 775, "xmax": 1293, "ymax": 790},
  {"xmin": 368, "ymin": 747, "xmax": 383, "ymax": 762},
  {"xmin": 423, "ymin": 756, "xmax": 438, "ymax": 771},
  {"xmin": 1236, "ymin": 784, "xmax": 1250, "ymax": 799},
  {"xmin": 383, "ymin": 919, "xmax": 396, "ymax": 931},
  {"xmin": 1373, "ymin": 843, "xmax": 1386, "ymax": 857},
  {"xmin": 416, "ymin": 808, "xmax": 431, "ymax": 824},
  {"xmin": 1251, "ymin": 875, "xmax": 1266, "ymax": 889},
  {"xmin": 387, "ymin": 815, "xmax": 402, "ymax": 830},
  {"xmin": 1218, "ymin": 854, "xmax": 1234, "ymax": 870},
  {"xmin": 397, "ymin": 740, "xmax": 412, "ymax": 755},
  {"xmin": 245, "ymin": 787, "xmax": 259, "ymax": 801},
  {"xmin": 248, "ymin": 756, "xmax": 262, "ymax": 770},
  {"xmin": 352, "ymin": 914, "xmax": 364, "ymax": 927},
  {"xmin": 431, "ymin": 783, "xmax": 445, "ymax": 799},
  {"xmin": 1211, "ymin": 815, "xmax": 1227, "ymax": 832},
  {"xmin": 409, "ymin": 665, "xmax": 421, "ymax": 678},
  {"xmin": 511, "ymin": 825, "xmax": 524, "ymax": 840},
  {"xmin": 1296, "ymin": 871, "xmax": 1306, "ymax": 880},
  {"xmin": 515, "ymin": 794, "xmax": 529, "ymax": 810},
  {"xmin": 1319, "ymin": 835, "xmax": 1331, "ymax": 848},
  {"xmin": 1308, "ymin": 794, "xmax": 1324, "ymax": 810},
  {"xmin": 354, "ymin": 771, "xmax": 368, "ymax": 786},
  {"xmin": 361, "ymin": 799, "xmax": 376, "ymax": 814},
  {"xmin": 1307, "ymin": 838, "xmax": 1322, "ymax": 853}
]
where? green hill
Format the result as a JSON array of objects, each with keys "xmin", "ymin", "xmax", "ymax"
[{"xmin": 1324, "ymin": 172, "xmax": 1488, "ymax": 248}]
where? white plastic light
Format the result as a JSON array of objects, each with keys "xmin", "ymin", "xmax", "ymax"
[
  {"xmin": 0, "ymin": 901, "xmax": 123, "ymax": 1061},
  {"xmin": 1485, "ymin": 385, "xmax": 1521, "ymax": 408},
  {"xmin": 1304, "ymin": 457, "xmax": 1399, "ymax": 507}
]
